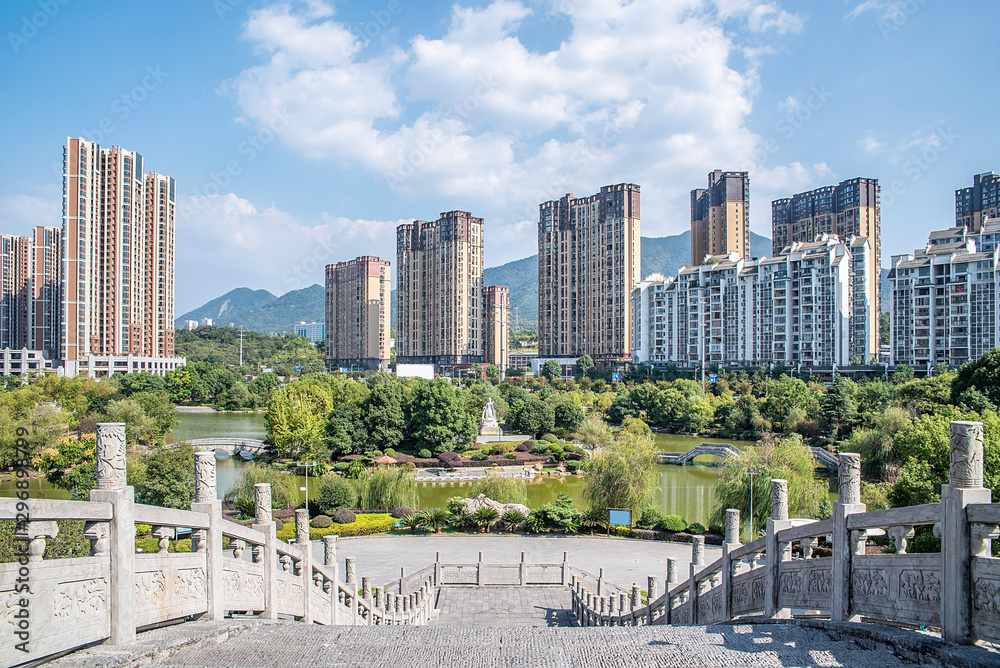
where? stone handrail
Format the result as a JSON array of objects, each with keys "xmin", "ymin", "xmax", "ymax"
[{"xmin": 573, "ymin": 425, "xmax": 1000, "ymax": 645}]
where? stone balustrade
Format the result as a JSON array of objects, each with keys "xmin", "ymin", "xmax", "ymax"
[{"xmin": 573, "ymin": 420, "xmax": 1000, "ymax": 644}]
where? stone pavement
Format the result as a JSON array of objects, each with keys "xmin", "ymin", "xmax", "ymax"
[
  {"xmin": 318, "ymin": 534, "xmax": 721, "ymax": 589},
  {"xmin": 434, "ymin": 586, "xmax": 574, "ymax": 627},
  {"xmin": 121, "ymin": 621, "xmax": 928, "ymax": 667}
]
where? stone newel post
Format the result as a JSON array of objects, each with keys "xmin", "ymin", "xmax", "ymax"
[
  {"xmin": 764, "ymin": 479, "xmax": 792, "ymax": 619},
  {"xmin": 345, "ymin": 557, "xmax": 358, "ymax": 624},
  {"xmin": 90, "ymin": 423, "xmax": 135, "ymax": 644},
  {"xmin": 191, "ymin": 450, "xmax": 224, "ymax": 619},
  {"xmin": 323, "ymin": 535, "xmax": 339, "ymax": 625},
  {"xmin": 295, "ymin": 509, "xmax": 313, "ymax": 623},
  {"xmin": 722, "ymin": 508, "xmax": 741, "ymax": 620},
  {"xmin": 252, "ymin": 483, "xmax": 278, "ymax": 619},
  {"xmin": 688, "ymin": 536, "xmax": 704, "ymax": 622},
  {"xmin": 832, "ymin": 453, "xmax": 865, "ymax": 621},
  {"xmin": 941, "ymin": 421, "xmax": 990, "ymax": 644}
]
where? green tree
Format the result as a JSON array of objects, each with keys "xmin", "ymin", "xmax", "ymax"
[
  {"xmin": 821, "ymin": 377, "xmax": 859, "ymax": 440},
  {"xmin": 582, "ymin": 427, "xmax": 659, "ymax": 516},
  {"xmin": 353, "ymin": 466, "xmax": 418, "ymax": 510},
  {"xmin": 134, "ymin": 444, "xmax": 195, "ymax": 509},
  {"xmin": 711, "ymin": 435, "xmax": 827, "ymax": 538},
  {"xmin": 469, "ymin": 469, "xmax": 528, "ymax": 504},
  {"xmin": 510, "ymin": 396, "xmax": 555, "ymax": 435},
  {"xmin": 575, "ymin": 355, "xmax": 595, "ymax": 379},
  {"xmin": 551, "ymin": 396, "xmax": 585, "ymax": 431},
  {"xmin": 574, "ymin": 415, "xmax": 613, "ymax": 450},
  {"xmin": 325, "ymin": 403, "xmax": 367, "ymax": 456},
  {"xmin": 473, "ymin": 506, "xmax": 500, "ymax": 533},
  {"xmin": 116, "ymin": 372, "xmax": 167, "ymax": 397},
  {"xmin": 223, "ymin": 463, "xmax": 300, "ymax": 517},
  {"xmin": 541, "ymin": 359, "xmax": 561, "ymax": 382},
  {"xmin": 361, "ymin": 373, "xmax": 406, "ymax": 451},
  {"xmin": 165, "ymin": 368, "xmax": 192, "ymax": 403},
  {"xmin": 265, "ymin": 382, "xmax": 332, "ymax": 460},
  {"xmin": 315, "ymin": 475, "xmax": 358, "ymax": 515},
  {"xmin": 760, "ymin": 376, "xmax": 819, "ymax": 432},
  {"xmin": 952, "ymin": 348, "xmax": 1000, "ymax": 408},
  {"xmin": 485, "ymin": 364, "xmax": 500, "ymax": 381},
  {"xmin": 891, "ymin": 363, "xmax": 915, "ymax": 384},
  {"xmin": 408, "ymin": 379, "xmax": 478, "ymax": 453}
]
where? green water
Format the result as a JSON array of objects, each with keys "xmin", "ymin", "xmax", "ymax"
[{"xmin": 1, "ymin": 412, "xmax": 757, "ymax": 525}]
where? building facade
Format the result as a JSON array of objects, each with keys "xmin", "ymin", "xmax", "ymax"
[
  {"xmin": 632, "ymin": 234, "xmax": 874, "ymax": 368},
  {"xmin": 955, "ymin": 171, "xmax": 1000, "ymax": 232},
  {"xmin": 29, "ymin": 226, "xmax": 61, "ymax": 360},
  {"xmin": 690, "ymin": 170, "xmax": 750, "ymax": 263},
  {"xmin": 538, "ymin": 183, "xmax": 640, "ymax": 368},
  {"xmin": 294, "ymin": 322, "xmax": 325, "ymax": 344},
  {"xmin": 889, "ymin": 229, "xmax": 999, "ymax": 370},
  {"xmin": 0, "ymin": 235, "xmax": 31, "ymax": 351},
  {"xmin": 482, "ymin": 285, "xmax": 509, "ymax": 372},
  {"xmin": 325, "ymin": 256, "xmax": 390, "ymax": 371},
  {"xmin": 396, "ymin": 212, "xmax": 485, "ymax": 369},
  {"xmin": 62, "ymin": 138, "xmax": 183, "ymax": 377}
]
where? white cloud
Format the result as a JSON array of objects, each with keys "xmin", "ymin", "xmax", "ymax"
[
  {"xmin": 221, "ymin": 0, "xmax": 808, "ymax": 263},
  {"xmin": 845, "ymin": 0, "xmax": 906, "ymax": 22},
  {"xmin": 0, "ymin": 189, "xmax": 61, "ymax": 232},
  {"xmin": 174, "ymin": 193, "xmax": 403, "ymax": 313},
  {"xmin": 858, "ymin": 134, "xmax": 884, "ymax": 154}
]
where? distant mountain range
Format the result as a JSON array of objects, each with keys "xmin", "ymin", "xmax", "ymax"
[{"xmin": 177, "ymin": 230, "xmax": 776, "ymax": 334}]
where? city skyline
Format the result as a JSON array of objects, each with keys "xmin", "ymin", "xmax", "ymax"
[{"xmin": 1, "ymin": 1, "xmax": 997, "ymax": 316}]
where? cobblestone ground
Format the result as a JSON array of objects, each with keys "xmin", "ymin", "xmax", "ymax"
[
  {"xmin": 149, "ymin": 622, "xmax": 919, "ymax": 667},
  {"xmin": 434, "ymin": 586, "xmax": 574, "ymax": 626}
]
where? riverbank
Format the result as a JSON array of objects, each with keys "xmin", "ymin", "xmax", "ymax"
[{"xmin": 175, "ymin": 406, "xmax": 264, "ymax": 414}]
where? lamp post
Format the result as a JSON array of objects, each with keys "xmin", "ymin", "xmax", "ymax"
[
  {"xmin": 747, "ymin": 468, "xmax": 760, "ymax": 541},
  {"xmin": 296, "ymin": 460, "xmax": 318, "ymax": 514}
]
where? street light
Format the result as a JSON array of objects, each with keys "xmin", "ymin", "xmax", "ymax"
[
  {"xmin": 747, "ymin": 468, "xmax": 761, "ymax": 541},
  {"xmin": 296, "ymin": 460, "xmax": 318, "ymax": 513}
]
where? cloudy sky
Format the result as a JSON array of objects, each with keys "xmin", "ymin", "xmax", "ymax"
[{"xmin": 1, "ymin": 0, "xmax": 997, "ymax": 315}]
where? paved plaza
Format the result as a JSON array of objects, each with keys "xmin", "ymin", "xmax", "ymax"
[
  {"xmin": 434, "ymin": 586, "xmax": 574, "ymax": 626},
  {"xmin": 82, "ymin": 621, "xmax": 931, "ymax": 667},
  {"xmin": 315, "ymin": 534, "xmax": 720, "ymax": 589}
]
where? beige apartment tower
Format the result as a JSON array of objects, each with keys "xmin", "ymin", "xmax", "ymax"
[
  {"xmin": 62, "ymin": 138, "xmax": 182, "ymax": 377},
  {"xmin": 483, "ymin": 285, "xmax": 509, "ymax": 371},
  {"xmin": 0, "ymin": 235, "xmax": 31, "ymax": 350},
  {"xmin": 690, "ymin": 171, "xmax": 750, "ymax": 263},
  {"xmin": 396, "ymin": 211, "xmax": 485, "ymax": 368},
  {"xmin": 538, "ymin": 183, "xmax": 640, "ymax": 366},
  {"xmin": 325, "ymin": 256, "xmax": 391, "ymax": 371},
  {"xmin": 29, "ymin": 226, "xmax": 61, "ymax": 359}
]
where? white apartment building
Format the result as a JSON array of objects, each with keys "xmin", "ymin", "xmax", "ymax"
[
  {"xmin": 632, "ymin": 234, "xmax": 874, "ymax": 368},
  {"xmin": 889, "ymin": 229, "xmax": 999, "ymax": 370}
]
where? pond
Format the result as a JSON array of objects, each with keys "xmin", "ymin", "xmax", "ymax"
[{"xmin": 1, "ymin": 411, "xmax": 761, "ymax": 526}]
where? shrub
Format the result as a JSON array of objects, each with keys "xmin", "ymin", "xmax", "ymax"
[
  {"xmin": 531, "ymin": 445, "xmax": 550, "ymax": 455},
  {"xmin": 473, "ymin": 506, "xmax": 500, "ymax": 532},
  {"xmin": 565, "ymin": 460, "xmax": 582, "ymax": 472},
  {"xmin": 637, "ymin": 506, "xmax": 666, "ymax": 530},
  {"xmin": 332, "ymin": 509, "xmax": 357, "ymax": 524},
  {"xmin": 316, "ymin": 475, "xmax": 357, "ymax": 515},
  {"xmin": 469, "ymin": 470, "xmax": 528, "ymax": 505},
  {"xmin": 540, "ymin": 433, "xmax": 558, "ymax": 442},
  {"xmin": 277, "ymin": 513, "xmax": 396, "ymax": 540},
  {"xmin": 686, "ymin": 522, "xmax": 707, "ymax": 535},
  {"xmin": 311, "ymin": 515, "xmax": 332, "ymax": 528},
  {"xmin": 384, "ymin": 448, "xmax": 396, "ymax": 457},
  {"xmin": 471, "ymin": 453, "xmax": 488, "ymax": 461},
  {"xmin": 223, "ymin": 463, "xmax": 300, "ymax": 517},
  {"xmin": 391, "ymin": 506, "xmax": 416, "ymax": 519},
  {"xmin": 549, "ymin": 444, "xmax": 564, "ymax": 455},
  {"xmin": 355, "ymin": 466, "xmax": 418, "ymax": 511},
  {"xmin": 516, "ymin": 440, "xmax": 536, "ymax": 452},
  {"xmin": 370, "ymin": 450, "xmax": 384, "ymax": 457},
  {"xmin": 418, "ymin": 507, "xmax": 448, "ymax": 533},
  {"xmin": 446, "ymin": 497, "xmax": 467, "ymax": 515},
  {"xmin": 438, "ymin": 451, "xmax": 461, "ymax": 466},
  {"xmin": 400, "ymin": 513, "xmax": 423, "ymax": 534},
  {"xmin": 660, "ymin": 515, "xmax": 687, "ymax": 532},
  {"xmin": 501, "ymin": 509, "xmax": 527, "ymax": 532},
  {"xmin": 611, "ymin": 525, "xmax": 630, "ymax": 537},
  {"xmin": 332, "ymin": 462, "xmax": 351, "ymax": 472},
  {"xmin": 504, "ymin": 453, "xmax": 517, "ymax": 460},
  {"xmin": 135, "ymin": 523, "xmax": 152, "ymax": 538},
  {"xmin": 417, "ymin": 449, "xmax": 432, "ymax": 459}
]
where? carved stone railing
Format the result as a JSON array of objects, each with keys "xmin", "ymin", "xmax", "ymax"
[
  {"xmin": 572, "ymin": 422, "xmax": 998, "ymax": 646},
  {"xmin": 432, "ymin": 550, "xmax": 571, "ymax": 587}
]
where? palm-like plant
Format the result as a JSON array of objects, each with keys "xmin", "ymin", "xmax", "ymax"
[
  {"xmin": 400, "ymin": 513, "xmax": 422, "ymax": 535},
  {"xmin": 419, "ymin": 507, "xmax": 448, "ymax": 534},
  {"xmin": 473, "ymin": 506, "xmax": 500, "ymax": 533},
  {"xmin": 500, "ymin": 509, "xmax": 527, "ymax": 533},
  {"xmin": 526, "ymin": 511, "xmax": 547, "ymax": 534}
]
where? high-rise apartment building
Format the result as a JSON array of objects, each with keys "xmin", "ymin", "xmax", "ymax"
[
  {"xmin": 396, "ymin": 211, "xmax": 485, "ymax": 368},
  {"xmin": 955, "ymin": 171, "xmax": 1000, "ymax": 232},
  {"xmin": 538, "ymin": 183, "xmax": 640, "ymax": 367},
  {"xmin": 632, "ymin": 234, "xmax": 874, "ymax": 368},
  {"xmin": 0, "ymin": 235, "xmax": 31, "ymax": 350},
  {"xmin": 890, "ymin": 228, "xmax": 999, "ymax": 369},
  {"xmin": 771, "ymin": 178, "xmax": 880, "ymax": 337},
  {"xmin": 690, "ymin": 171, "xmax": 750, "ymax": 263},
  {"xmin": 29, "ymin": 226, "xmax": 61, "ymax": 359},
  {"xmin": 482, "ymin": 285, "xmax": 509, "ymax": 372},
  {"xmin": 62, "ymin": 138, "xmax": 183, "ymax": 377},
  {"xmin": 325, "ymin": 256, "xmax": 390, "ymax": 371}
]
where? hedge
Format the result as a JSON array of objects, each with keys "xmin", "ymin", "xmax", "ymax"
[{"xmin": 277, "ymin": 513, "xmax": 397, "ymax": 541}]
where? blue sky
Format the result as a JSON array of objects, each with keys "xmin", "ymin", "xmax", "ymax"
[{"xmin": 1, "ymin": 0, "xmax": 997, "ymax": 315}]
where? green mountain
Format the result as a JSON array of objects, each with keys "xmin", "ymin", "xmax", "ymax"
[
  {"xmin": 185, "ymin": 231, "xmax": 776, "ymax": 335},
  {"xmin": 175, "ymin": 285, "xmax": 324, "ymax": 335}
]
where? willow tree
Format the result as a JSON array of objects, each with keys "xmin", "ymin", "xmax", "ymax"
[
  {"xmin": 265, "ymin": 382, "xmax": 332, "ymax": 460},
  {"xmin": 469, "ymin": 469, "xmax": 528, "ymax": 505},
  {"xmin": 354, "ymin": 466, "xmax": 419, "ymax": 511},
  {"xmin": 712, "ymin": 434, "xmax": 826, "ymax": 539},
  {"xmin": 581, "ymin": 428, "xmax": 659, "ymax": 518}
]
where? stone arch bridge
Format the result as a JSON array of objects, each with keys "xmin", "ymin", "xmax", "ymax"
[
  {"xmin": 657, "ymin": 443, "xmax": 838, "ymax": 470},
  {"xmin": 169, "ymin": 437, "xmax": 274, "ymax": 458}
]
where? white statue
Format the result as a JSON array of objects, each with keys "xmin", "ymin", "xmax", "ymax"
[{"xmin": 480, "ymin": 398, "xmax": 500, "ymax": 435}]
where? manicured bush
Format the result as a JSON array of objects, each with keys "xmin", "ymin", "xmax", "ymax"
[
  {"xmin": 611, "ymin": 525, "xmax": 630, "ymax": 537},
  {"xmin": 516, "ymin": 440, "xmax": 535, "ymax": 452},
  {"xmin": 384, "ymin": 448, "xmax": 396, "ymax": 457},
  {"xmin": 316, "ymin": 475, "xmax": 357, "ymax": 515},
  {"xmin": 565, "ymin": 460, "xmax": 582, "ymax": 472},
  {"xmin": 637, "ymin": 506, "xmax": 666, "ymax": 530},
  {"xmin": 686, "ymin": 522, "xmax": 707, "ymax": 535},
  {"xmin": 332, "ymin": 509, "xmax": 357, "ymax": 524},
  {"xmin": 505, "ymin": 453, "xmax": 517, "ymax": 460},
  {"xmin": 417, "ymin": 449, "xmax": 432, "ymax": 459},
  {"xmin": 333, "ymin": 462, "xmax": 351, "ymax": 472},
  {"xmin": 531, "ymin": 445, "xmax": 550, "ymax": 455},
  {"xmin": 438, "ymin": 451, "xmax": 461, "ymax": 466},
  {"xmin": 135, "ymin": 523, "xmax": 152, "ymax": 538},
  {"xmin": 311, "ymin": 515, "xmax": 332, "ymax": 528},
  {"xmin": 540, "ymin": 433, "xmax": 558, "ymax": 443},
  {"xmin": 446, "ymin": 497, "xmax": 466, "ymax": 515},
  {"xmin": 277, "ymin": 513, "xmax": 397, "ymax": 540},
  {"xmin": 391, "ymin": 506, "xmax": 416, "ymax": 519},
  {"xmin": 471, "ymin": 453, "xmax": 488, "ymax": 461},
  {"xmin": 660, "ymin": 515, "xmax": 687, "ymax": 533}
]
